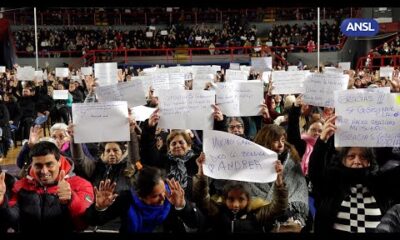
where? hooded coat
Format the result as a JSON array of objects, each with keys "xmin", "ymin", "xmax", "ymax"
[{"xmin": 0, "ymin": 156, "xmax": 94, "ymax": 233}]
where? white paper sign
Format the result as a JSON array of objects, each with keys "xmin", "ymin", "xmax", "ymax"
[
  {"xmin": 131, "ymin": 105, "xmax": 157, "ymax": 122},
  {"xmin": 34, "ymin": 71, "xmax": 43, "ymax": 80},
  {"xmin": 229, "ymin": 63, "xmax": 240, "ymax": 70},
  {"xmin": 193, "ymin": 74, "xmax": 214, "ymax": 90},
  {"xmin": 211, "ymin": 65, "xmax": 221, "ymax": 73},
  {"xmin": 0, "ymin": 66, "xmax": 5, "ymax": 73},
  {"xmin": 303, "ymin": 73, "xmax": 349, "ymax": 107},
  {"xmin": 195, "ymin": 36, "xmax": 202, "ymax": 41},
  {"xmin": 96, "ymin": 81, "xmax": 147, "ymax": 107},
  {"xmin": 203, "ymin": 130, "xmax": 278, "ymax": 183},
  {"xmin": 168, "ymin": 73, "xmax": 186, "ymax": 89},
  {"xmin": 262, "ymin": 71, "xmax": 272, "ymax": 82},
  {"xmin": 380, "ymin": 66, "xmax": 394, "ymax": 80},
  {"xmin": 53, "ymin": 90, "xmax": 69, "ymax": 100},
  {"xmin": 334, "ymin": 91, "xmax": 400, "ymax": 147},
  {"xmin": 94, "ymin": 62, "xmax": 118, "ymax": 86},
  {"xmin": 216, "ymin": 81, "xmax": 263, "ymax": 116},
  {"xmin": 338, "ymin": 62, "xmax": 351, "ymax": 71},
  {"xmin": 72, "ymin": 101, "xmax": 130, "ymax": 143},
  {"xmin": 146, "ymin": 32, "xmax": 153, "ymax": 37},
  {"xmin": 55, "ymin": 68, "xmax": 69, "ymax": 78},
  {"xmin": 225, "ymin": 69, "xmax": 248, "ymax": 82},
  {"xmin": 240, "ymin": 65, "xmax": 252, "ymax": 72},
  {"xmin": 161, "ymin": 30, "xmax": 168, "ymax": 36},
  {"xmin": 149, "ymin": 26, "xmax": 156, "ymax": 30},
  {"xmin": 81, "ymin": 67, "xmax": 93, "ymax": 75},
  {"xmin": 157, "ymin": 89, "xmax": 215, "ymax": 130},
  {"xmin": 251, "ymin": 57, "xmax": 272, "ymax": 72},
  {"xmin": 16, "ymin": 66, "xmax": 35, "ymax": 81},
  {"xmin": 272, "ymin": 71, "xmax": 309, "ymax": 94}
]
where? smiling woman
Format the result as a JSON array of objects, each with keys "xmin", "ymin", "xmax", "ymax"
[{"xmin": 84, "ymin": 166, "xmax": 204, "ymax": 233}]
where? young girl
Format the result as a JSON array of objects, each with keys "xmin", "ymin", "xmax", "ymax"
[{"xmin": 192, "ymin": 153, "xmax": 288, "ymax": 233}]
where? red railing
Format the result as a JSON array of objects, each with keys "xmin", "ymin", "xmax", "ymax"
[
  {"xmin": 357, "ymin": 55, "xmax": 400, "ymax": 70},
  {"xmin": 66, "ymin": 46, "xmax": 289, "ymax": 69}
]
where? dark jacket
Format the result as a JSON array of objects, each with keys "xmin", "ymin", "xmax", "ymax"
[
  {"xmin": 70, "ymin": 131, "xmax": 139, "ymax": 193},
  {"xmin": 192, "ymin": 174, "xmax": 288, "ymax": 233},
  {"xmin": 0, "ymin": 171, "xmax": 16, "ymax": 233},
  {"xmin": 84, "ymin": 189, "xmax": 204, "ymax": 233},
  {"xmin": 5, "ymin": 101, "xmax": 22, "ymax": 125},
  {"xmin": 0, "ymin": 102, "xmax": 11, "ymax": 157},
  {"xmin": 140, "ymin": 120, "xmax": 199, "ymax": 200},
  {"xmin": 308, "ymin": 137, "xmax": 400, "ymax": 233},
  {"xmin": 0, "ymin": 156, "xmax": 94, "ymax": 233},
  {"xmin": 376, "ymin": 203, "xmax": 400, "ymax": 233}
]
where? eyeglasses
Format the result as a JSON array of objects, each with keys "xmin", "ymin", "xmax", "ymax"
[
  {"xmin": 228, "ymin": 124, "xmax": 243, "ymax": 130},
  {"xmin": 170, "ymin": 140, "xmax": 186, "ymax": 146}
]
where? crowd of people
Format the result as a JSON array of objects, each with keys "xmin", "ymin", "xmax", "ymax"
[
  {"xmin": 0, "ymin": 60, "xmax": 400, "ymax": 234},
  {"xmin": 13, "ymin": 20, "xmax": 343, "ymax": 60}
]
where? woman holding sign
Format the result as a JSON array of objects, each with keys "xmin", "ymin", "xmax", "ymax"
[
  {"xmin": 253, "ymin": 124, "xmax": 309, "ymax": 232},
  {"xmin": 192, "ymin": 153, "xmax": 288, "ymax": 233},
  {"xmin": 308, "ymin": 115, "xmax": 400, "ymax": 233},
  {"xmin": 140, "ymin": 109, "xmax": 200, "ymax": 201}
]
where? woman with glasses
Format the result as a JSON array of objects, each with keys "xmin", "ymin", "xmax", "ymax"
[
  {"xmin": 286, "ymin": 95, "xmax": 324, "ymax": 176},
  {"xmin": 140, "ymin": 109, "xmax": 201, "ymax": 201}
]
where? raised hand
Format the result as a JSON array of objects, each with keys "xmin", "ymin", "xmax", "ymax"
[
  {"xmin": 165, "ymin": 178, "xmax": 185, "ymax": 208},
  {"xmin": 67, "ymin": 123, "xmax": 74, "ymax": 138},
  {"xmin": 148, "ymin": 108, "xmax": 160, "ymax": 127},
  {"xmin": 260, "ymin": 100, "xmax": 270, "ymax": 119},
  {"xmin": 94, "ymin": 179, "xmax": 118, "ymax": 210},
  {"xmin": 57, "ymin": 170, "xmax": 72, "ymax": 204},
  {"xmin": 275, "ymin": 160, "xmax": 284, "ymax": 187},
  {"xmin": 320, "ymin": 115, "xmax": 337, "ymax": 142},
  {"xmin": 196, "ymin": 152, "xmax": 206, "ymax": 176},
  {"xmin": 212, "ymin": 104, "xmax": 224, "ymax": 121},
  {"xmin": 294, "ymin": 94, "xmax": 304, "ymax": 107},
  {"xmin": 0, "ymin": 172, "xmax": 6, "ymax": 203},
  {"xmin": 28, "ymin": 125, "xmax": 44, "ymax": 148}
]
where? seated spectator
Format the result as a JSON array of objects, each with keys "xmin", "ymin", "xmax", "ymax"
[
  {"xmin": 192, "ymin": 153, "xmax": 288, "ymax": 233},
  {"xmin": 0, "ymin": 141, "xmax": 94, "ymax": 233},
  {"xmin": 84, "ymin": 166, "xmax": 204, "ymax": 233}
]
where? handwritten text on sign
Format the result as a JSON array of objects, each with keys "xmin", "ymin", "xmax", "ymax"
[
  {"xmin": 303, "ymin": 73, "xmax": 349, "ymax": 107},
  {"xmin": 334, "ymin": 90, "xmax": 400, "ymax": 147},
  {"xmin": 203, "ymin": 130, "xmax": 278, "ymax": 183},
  {"xmin": 94, "ymin": 62, "xmax": 118, "ymax": 86},
  {"xmin": 96, "ymin": 81, "xmax": 147, "ymax": 107},
  {"xmin": 216, "ymin": 81, "xmax": 263, "ymax": 117},
  {"xmin": 157, "ymin": 89, "xmax": 215, "ymax": 130},
  {"xmin": 72, "ymin": 101, "xmax": 130, "ymax": 143},
  {"xmin": 271, "ymin": 71, "xmax": 309, "ymax": 94}
]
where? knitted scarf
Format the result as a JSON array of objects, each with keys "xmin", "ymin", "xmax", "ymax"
[
  {"xmin": 126, "ymin": 185, "xmax": 171, "ymax": 233},
  {"xmin": 300, "ymin": 134, "xmax": 317, "ymax": 176},
  {"xmin": 167, "ymin": 150, "xmax": 195, "ymax": 189}
]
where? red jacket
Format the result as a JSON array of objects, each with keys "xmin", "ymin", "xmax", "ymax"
[{"xmin": 0, "ymin": 156, "xmax": 94, "ymax": 232}]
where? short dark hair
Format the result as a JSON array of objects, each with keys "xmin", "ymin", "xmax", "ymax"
[
  {"xmin": 29, "ymin": 141, "xmax": 61, "ymax": 161},
  {"xmin": 223, "ymin": 181, "xmax": 251, "ymax": 200},
  {"xmin": 134, "ymin": 166, "xmax": 165, "ymax": 199}
]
